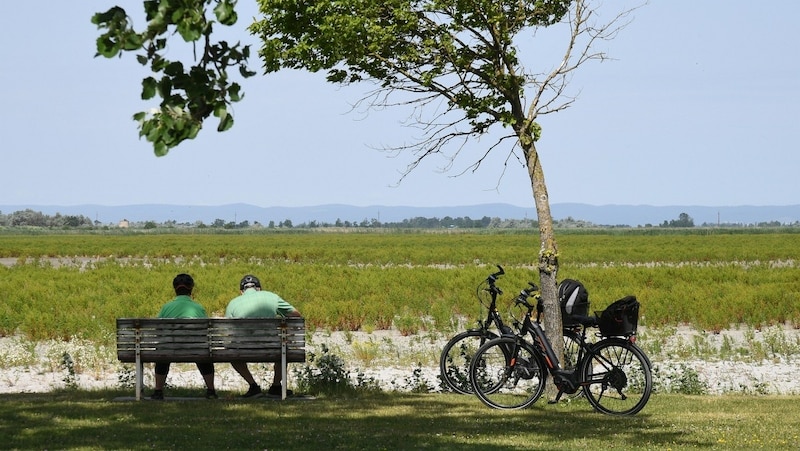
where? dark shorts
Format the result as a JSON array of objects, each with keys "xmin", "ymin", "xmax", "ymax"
[{"xmin": 155, "ymin": 362, "xmax": 214, "ymax": 376}]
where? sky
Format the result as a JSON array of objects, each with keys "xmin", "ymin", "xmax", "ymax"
[{"xmin": 1, "ymin": 1, "xmax": 798, "ymax": 210}]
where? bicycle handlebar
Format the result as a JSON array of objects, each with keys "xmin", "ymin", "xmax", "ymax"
[
  {"xmin": 514, "ymin": 285, "xmax": 538, "ymax": 311},
  {"xmin": 482, "ymin": 265, "xmax": 505, "ymax": 297},
  {"xmin": 487, "ymin": 265, "xmax": 504, "ymax": 282},
  {"xmin": 512, "ymin": 282, "xmax": 538, "ymax": 306}
]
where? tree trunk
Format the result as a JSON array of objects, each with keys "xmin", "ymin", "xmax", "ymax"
[{"xmin": 523, "ymin": 141, "xmax": 563, "ymax": 400}]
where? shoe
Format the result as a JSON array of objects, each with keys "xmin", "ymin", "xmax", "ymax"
[
  {"xmin": 267, "ymin": 384, "xmax": 293, "ymax": 397},
  {"xmin": 205, "ymin": 389, "xmax": 218, "ymax": 399},
  {"xmin": 241, "ymin": 384, "xmax": 263, "ymax": 398},
  {"xmin": 150, "ymin": 390, "xmax": 164, "ymax": 400}
]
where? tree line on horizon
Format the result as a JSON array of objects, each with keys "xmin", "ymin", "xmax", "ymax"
[{"xmin": 1, "ymin": 209, "xmax": 798, "ymax": 231}]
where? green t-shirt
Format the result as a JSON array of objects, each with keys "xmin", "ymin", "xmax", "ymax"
[
  {"xmin": 225, "ymin": 288, "xmax": 296, "ymax": 318},
  {"xmin": 157, "ymin": 295, "xmax": 207, "ymax": 318}
]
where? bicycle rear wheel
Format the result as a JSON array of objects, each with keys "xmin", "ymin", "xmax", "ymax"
[
  {"xmin": 440, "ymin": 330, "xmax": 499, "ymax": 394},
  {"xmin": 580, "ymin": 338, "xmax": 652, "ymax": 415},
  {"xmin": 469, "ymin": 337, "xmax": 546, "ymax": 410}
]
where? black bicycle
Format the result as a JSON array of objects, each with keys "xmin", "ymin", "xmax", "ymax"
[
  {"xmin": 469, "ymin": 287, "xmax": 652, "ymax": 415},
  {"xmin": 440, "ymin": 267, "xmax": 582, "ymax": 395},
  {"xmin": 439, "ymin": 265, "xmax": 515, "ymax": 394}
]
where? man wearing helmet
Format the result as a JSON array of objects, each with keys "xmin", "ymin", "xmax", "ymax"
[
  {"xmin": 225, "ymin": 274, "xmax": 302, "ymax": 398},
  {"xmin": 150, "ymin": 273, "xmax": 217, "ymax": 400}
]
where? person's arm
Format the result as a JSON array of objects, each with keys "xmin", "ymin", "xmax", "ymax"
[
  {"xmin": 275, "ymin": 295, "xmax": 301, "ymax": 317},
  {"xmin": 285, "ymin": 309, "xmax": 301, "ymax": 317}
]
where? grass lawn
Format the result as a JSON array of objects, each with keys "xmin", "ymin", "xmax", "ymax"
[{"xmin": 1, "ymin": 390, "xmax": 797, "ymax": 450}]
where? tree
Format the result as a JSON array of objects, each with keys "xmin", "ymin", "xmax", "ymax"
[
  {"xmin": 662, "ymin": 212, "xmax": 695, "ymax": 228},
  {"xmin": 93, "ymin": 0, "xmax": 637, "ymax": 394}
]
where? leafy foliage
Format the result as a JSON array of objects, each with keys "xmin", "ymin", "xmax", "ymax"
[
  {"xmin": 293, "ymin": 344, "xmax": 381, "ymax": 395},
  {"xmin": 91, "ymin": 1, "xmax": 256, "ymax": 155},
  {"xmin": 249, "ymin": 0, "xmax": 581, "ymax": 171},
  {"xmin": 91, "ymin": 0, "xmax": 584, "ymax": 158}
]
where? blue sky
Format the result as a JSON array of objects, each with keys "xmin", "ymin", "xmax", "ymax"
[{"xmin": 1, "ymin": 1, "xmax": 798, "ymax": 209}]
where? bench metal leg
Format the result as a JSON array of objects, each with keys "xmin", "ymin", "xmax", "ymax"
[
  {"xmin": 135, "ymin": 327, "xmax": 143, "ymax": 401},
  {"xmin": 281, "ymin": 322, "xmax": 287, "ymax": 400},
  {"xmin": 281, "ymin": 345, "xmax": 287, "ymax": 400},
  {"xmin": 135, "ymin": 356, "xmax": 143, "ymax": 401}
]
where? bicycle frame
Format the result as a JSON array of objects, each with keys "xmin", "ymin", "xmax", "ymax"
[
  {"xmin": 471, "ymin": 265, "xmax": 514, "ymax": 336},
  {"xmin": 513, "ymin": 294, "xmax": 637, "ymax": 401}
]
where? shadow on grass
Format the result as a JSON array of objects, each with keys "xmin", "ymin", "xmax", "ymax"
[{"xmin": 0, "ymin": 390, "xmax": 705, "ymax": 450}]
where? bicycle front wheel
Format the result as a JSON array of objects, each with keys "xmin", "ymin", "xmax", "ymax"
[
  {"xmin": 440, "ymin": 329, "xmax": 499, "ymax": 394},
  {"xmin": 469, "ymin": 337, "xmax": 547, "ymax": 410},
  {"xmin": 580, "ymin": 338, "xmax": 652, "ymax": 415}
]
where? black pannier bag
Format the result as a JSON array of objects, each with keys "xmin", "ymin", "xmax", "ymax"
[
  {"xmin": 558, "ymin": 279, "xmax": 590, "ymax": 324},
  {"xmin": 598, "ymin": 295, "xmax": 640, "ymax": 337}
]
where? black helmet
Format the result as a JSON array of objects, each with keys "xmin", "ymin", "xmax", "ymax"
[
  {"xmin": 240, "ymin": 274, "xmax": 261, "ymax": 290},
  {"xmin": 173, "ymin": 273, "xmax": 194, "ymax": 291}
]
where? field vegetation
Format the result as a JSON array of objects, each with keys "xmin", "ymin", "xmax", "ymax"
[{"xmin": 1, "ymin": 230, "xmax": 799, "ymax": 343}]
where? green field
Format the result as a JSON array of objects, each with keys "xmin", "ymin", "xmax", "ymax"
[
  {"xmin": 1, "ymin": 230, "xmax": 799, "ymax": 449},
  {"xmin": 1, "ymin": 230, "xmax": 799, "ymax": 341}
]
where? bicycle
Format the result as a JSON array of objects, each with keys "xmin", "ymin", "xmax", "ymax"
[
  {"xmin": 440, "ymin": 267, "xmax": 582, "ymax": 395},
  {"xmin": 439, "ymin": 265, "xmax": 515, "ymax": 394},
  {"xmin": 469, "ymin": 286, "xmax": 652, "ymax": 415}
]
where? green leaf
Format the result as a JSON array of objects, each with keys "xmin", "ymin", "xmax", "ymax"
[
  {"xmin": 153, "ymin": 141, "xmax": 168, "ymax": 157},
  {"xmin": 214, "ymin": 0, "xmax": 238, "ymax": 26},
  {"xmin": 91, "ymin": 6, "xmax": 127, "ymax": 26},
  {"xmin": 141, "ymin": 77, "xmax": 157, "ymax": 100},
  {"xmin": 228, "ymin": 83, "xmax": 242, "ymax": 102},
  {"xmin": 95, "ymin": 36, "xmax": 120, "ymax": 58},
  {"xmin": 164, "ymin": 61, "xmax": 185, "ymax": 77},
  {"xmin": 122, "ymin": 33, "xmax": 143, "ymax": 51},
  {"xmin": 217, "ymin": 112, "xmax": 234, "ymax": 132}
]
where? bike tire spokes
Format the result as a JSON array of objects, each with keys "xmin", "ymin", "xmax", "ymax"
[
  {"xmin": 440, "ymin": 330, "xmax": 498, "ymax": 394},
  {"xmin": 581, "ymin": 340, "xmax": 652, "ymax": 415},
  {"xmin": 470, "ymin": 337, "xmax": 546, "ymax": 410}
]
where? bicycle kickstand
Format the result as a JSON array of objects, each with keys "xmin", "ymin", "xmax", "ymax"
[{"xmin": 548, "ymin": 390, "xmax": 565, "ymax": 404}]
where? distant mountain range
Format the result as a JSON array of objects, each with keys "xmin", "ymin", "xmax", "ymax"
[{"xmin": 2, "ymin": 203, "xmax": 799, "ymax": 227}]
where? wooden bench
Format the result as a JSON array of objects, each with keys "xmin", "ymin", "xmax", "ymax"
[{"xmin": 116, "ymin": 317, "xmax": 305, "ymax": 400}]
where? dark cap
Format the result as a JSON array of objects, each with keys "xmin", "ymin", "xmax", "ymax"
[{"xmin": 240, "ymin": 274, "xmax": 261, "ymax": 290}]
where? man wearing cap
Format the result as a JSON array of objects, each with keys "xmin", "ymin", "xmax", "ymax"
[
  {"xmin": 150, "ymin": 273, "xmax": 217, "ymax": 400},
  {"xmin": 226, "ymin": 274, "xmax": 302, "ymax": 398}
]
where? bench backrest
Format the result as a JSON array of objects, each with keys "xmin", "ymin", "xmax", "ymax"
[{"xmin": 116, "ymin": 317, "xmax": 306, "ymax": 364}]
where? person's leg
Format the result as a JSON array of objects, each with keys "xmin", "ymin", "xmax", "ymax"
[
  {"xmin": 231, "ymin": 362, "xmax": 262, "ymax": 397},
  {"xmin": 272, "ymin": 362, "xmax": 282, "ymax": 387},
  {"xmin": 152, "ymin": 362, "xmax": 170, "ymax": 399},
  {"xmin": 196, "ymin": 362, "xmax": 216, "ymax": 398},
  {"xmin": 267, "ymin": 363, "xmax": 293, "ymax": 396},
  {"xmin": 231, "ymin": 362, "xmax": 256, "ymax": 385}
]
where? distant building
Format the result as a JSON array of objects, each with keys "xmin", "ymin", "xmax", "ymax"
[{"xmin": 118, "ymin": 219, "xmax": 129, "ymax": 228}]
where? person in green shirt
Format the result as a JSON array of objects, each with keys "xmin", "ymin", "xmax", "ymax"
[
  {"xmin": 150, "ymin": 273, "xmax": 217, "ymax": 400},
  {"xmin": 226, "ymin": 274, "xmax": 302, "ymax": 398}
]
